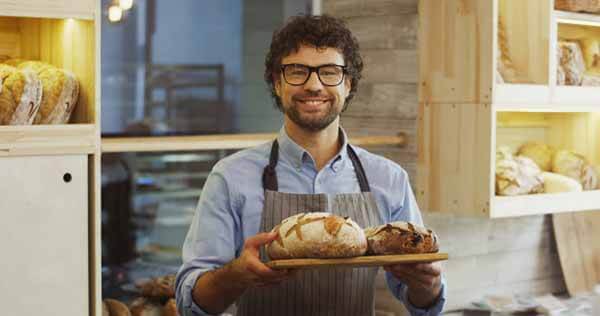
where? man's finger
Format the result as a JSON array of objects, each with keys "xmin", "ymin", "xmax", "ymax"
[
  {"xmin": 247, "ymin": 260, "xmax": 289, "ymax": 279},
  {"xmin": 244, "ymin": 231, "xmax": 278, "ymax": 249}
]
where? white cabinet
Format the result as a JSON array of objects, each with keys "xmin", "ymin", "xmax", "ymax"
[{"xmin": 0, "ymin": 155, "xmax": 88, "ymax": 316}]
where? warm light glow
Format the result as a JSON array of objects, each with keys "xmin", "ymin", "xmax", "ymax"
[
  {"xmin": 119, "ymin": 0, "xmax": 133, "ymax": 10},
  {"xmin": 108, "ymin": 5, "xmax": 123, "ymax": 22}
]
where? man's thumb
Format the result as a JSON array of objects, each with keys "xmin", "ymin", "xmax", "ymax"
[{"xmin": 245, "ymin": 231, "xmax": 278, "ymax": 249}]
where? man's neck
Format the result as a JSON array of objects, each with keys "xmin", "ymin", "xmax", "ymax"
[{"xmin": 284, "ymin": 118, "xmax": 342, "ymax": 171}]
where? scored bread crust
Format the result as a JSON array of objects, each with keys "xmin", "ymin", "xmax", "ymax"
[
  {"xmin": 266, "ymin": 212, "xmax": 367, "ymax": 259},
  {"xmin": 364, "ymin": 221, "xmax": 439, "ymax": 255}
]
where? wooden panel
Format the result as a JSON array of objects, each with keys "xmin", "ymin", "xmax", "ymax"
[
  {"xmin": 553, "ymin": 210, "xmax": 600, "ymax": 295},
  {"xmin": 0, "ymin": 155, "xmax": 88, "ymax": 316},
  {"xmin": 417, "ymin": 103, "xmax": 492, "ymax": 216},
  {"xmin": 498, "ymin": 0, "xmax": 550, "ymax": 84},
  {"xmin": 0, "ymin": 17, "xmax": 20, "ymax": 56},
  {"xmin": 323, "ymin": 0, "xmax": 417, "ymax": 18},
  {"xmin": 347, "ymin": 83, "xmax": 418, "ymax": 120},
  {"xmin": 0, "ymin": 124, "xmax": 96, "ymax": 156},
  {"xmin": 362, "ymin": 49, "xmax": 417, "ymax": 84},
  {"xmin": 0, "ymin": 0, "xmax": 94, "ymax": 20},
  {"xmin": 418, "ymin": 0, "xmax": 494, "ymax": 103},
  {"xmin": 344, "ymin": 15, "xmax": 417, "ymax": 50}
]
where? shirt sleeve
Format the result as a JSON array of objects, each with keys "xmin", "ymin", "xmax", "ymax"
[
  {"xmin": 385, "ymin": 168, "xmax": 447, "ymax": 316},
  {"xmin": 175, "ymin": 170, "xmax": 242, "ymax": 316}
]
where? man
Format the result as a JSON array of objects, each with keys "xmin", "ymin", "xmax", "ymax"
[{"xmin": 175, "ymin": 14, "xmax": 446, "ymax": 316}]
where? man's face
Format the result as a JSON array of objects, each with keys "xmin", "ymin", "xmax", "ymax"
[{"xmin": 274, "ymin": 44, "xmax": 351, "ymax": 132}]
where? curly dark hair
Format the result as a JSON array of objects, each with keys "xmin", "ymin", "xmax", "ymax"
[{"xmin": 264, "ymin": 14, "xmax": 363, "ymax": 112}]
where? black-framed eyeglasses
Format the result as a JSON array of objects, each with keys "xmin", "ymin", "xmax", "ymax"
[{"xmin": 280, "ymin": 63, "xmax": 347, "ymax": 86}]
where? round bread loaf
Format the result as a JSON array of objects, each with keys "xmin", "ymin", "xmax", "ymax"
[
  {"xmin": 104, "ymin": 298, "xmax": 132, "ymax": 316},
  {"xmin": 130, "ymin": 298, "xmax": 161, "ymax": 316},
  {"xmin": 364, "ymin": 221, "xmax": 439, "ymax": 255},
  {"xmin": 266, "ymin": 212, "xmax": 367, "ymax": 259}
]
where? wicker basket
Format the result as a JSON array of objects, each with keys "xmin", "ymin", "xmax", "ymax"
[{"xmin": 555, "ymin": 0, "xmax": 600, "ymax": 13}]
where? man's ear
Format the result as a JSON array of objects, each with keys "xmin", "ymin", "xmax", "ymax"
[
  {"xmin": 274, "ymin": 75, "xmax": 282, "ymax": 97},
  {"xmin": 344, "ymin": 76, "xmax": 352, "ymax": 95}
]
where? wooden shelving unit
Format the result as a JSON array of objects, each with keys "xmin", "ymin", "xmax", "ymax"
[
  {"xmin": 0, "ymin": 0, "xmax": 101, "ymax": 315},
  {"xmin": 418, "ymin": 0, "xmax": 600, "ymax": 218}
]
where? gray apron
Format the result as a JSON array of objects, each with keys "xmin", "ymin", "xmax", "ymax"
[{"xmin": 236, "ymin": 140, "xmax": 384, "ymax": 316}]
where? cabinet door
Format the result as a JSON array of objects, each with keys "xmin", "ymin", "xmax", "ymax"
[
  {"xmin": 0, "ymin": 155, "xmax": 88, "ymax": 316},
  {"xmin": 0, "ymin": 0, "xmax": 95, "ymax": 19}
]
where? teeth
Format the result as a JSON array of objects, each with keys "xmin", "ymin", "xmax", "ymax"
[{"xmin": 302, "ymin": 100, "xmax": 326, "ymax": 105}]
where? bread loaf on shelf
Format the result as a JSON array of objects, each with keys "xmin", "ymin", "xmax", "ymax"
[
  {"xmin": 541, "ymin": 172, "xmax": 583, "ymax": 193},
  {"xmin": 552, "ymin": 150, "xmax": 599, "ymax": 190},
  {"xmin": 266, "ymin": 212, "xmax": 367, "ymax": 259},
  {"xmin": 136, "ymin": 274, "xmax": 175, "ymax": 299},
  {"xmin": 7, "ymin": 59, "xmax": 80, "ymax": 124},
  {"xmin": 0, "ymin": 64, "xmax": 42, "ymax": 125},
  {"xmin": 558, "ymin": 41, "xmax": 586, "ymax": 85},
  {"xmin": 364, "ymin": 221, "xmax": 439, "ymax": 255},
  {"xmin": 495, "ymin": 147, "xmax": 545, "ymax": 196},
  {"xmin": 129, "ymin": 298, "xmax": 162, "ymax": 316},
  {"xmin": 517, "ymin": 142, "xmax": 554, "ymax": 172},
  {"xmin": 103, "ymin": 298, "xmax": 132, "ymax": 316}
]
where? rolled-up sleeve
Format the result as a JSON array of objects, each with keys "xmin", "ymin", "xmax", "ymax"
[
  {"xmin": 175, "ymin": 170, "xmax": 242, "ymax": 316},
  {"xmin": 385, "ymin": 168, "xmax": 447, "ymax": 316}
]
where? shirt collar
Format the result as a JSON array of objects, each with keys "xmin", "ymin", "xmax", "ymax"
[{"xmin": 276, "ymin": 126, "xmax": 349, "ymax": 170}]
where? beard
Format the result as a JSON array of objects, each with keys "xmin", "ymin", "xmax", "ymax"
[{"xmin": 284, "ymin": 93, "xmax": 341, "ymax": 132}]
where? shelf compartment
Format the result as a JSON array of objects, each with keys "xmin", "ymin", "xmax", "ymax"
[
  {"xmin": 492, "ymin": 111, "xmax": 600, "ymax": 217},
  {"xmin": 553, "ymin": 15, "xmax": 600, "ymax": 104},
  {"xmin": 0, "ymin": 16, "xmax": 96, "ymax": 125},
  {"xmin": 0, "ymin": 124, "xmax": 96, "ymax": 156}
]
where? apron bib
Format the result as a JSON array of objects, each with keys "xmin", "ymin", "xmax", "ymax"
[{"xmin": 236, "ymin": 140, "xmax": 384, "ymax": 316}]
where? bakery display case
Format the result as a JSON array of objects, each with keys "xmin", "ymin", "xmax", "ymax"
[
  {"xmin": 418, "ymin": 0, "xmax": 600, "ymax": 217},
  {"xmin": 0, "ymin": 1, "xmax": 101, "ymax": 316}
]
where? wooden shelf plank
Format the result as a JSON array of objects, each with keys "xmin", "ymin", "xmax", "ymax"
[
  {"xmin": 101, "ymin": 133, "xmax": 407, "ymax": 153},
  {"xmin": 0, "ymin": 124, "xmax": 97, "ymax": 156},
  {"xmin": 555, "ymin": 10, "xmax": 600, "ymax": 27},
  {"xmin": 491, "ymin": 190, "xmax": 600, "ymax": 218}
]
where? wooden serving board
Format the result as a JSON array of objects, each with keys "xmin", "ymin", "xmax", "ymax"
[
  {"xmin": 265, "ymin": 253, "xmax": 448, "ymax": 270},
  {"xmin": 553, "ymin": 211, "xmax": 600, "ymax": 295}
]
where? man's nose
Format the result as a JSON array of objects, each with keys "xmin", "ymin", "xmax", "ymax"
[{"xmin": 304, "ymin": 71, "xmax": 323, "ymax": 91}]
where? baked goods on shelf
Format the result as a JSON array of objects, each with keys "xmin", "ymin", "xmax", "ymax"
[
  {"xmin": 495, "ymin": 147, "xmax": 545, "ymax": 196},
  {"xmin": 558, "ymin": 41, "xmax": 586, "ymax": 85},
  {"xmin": 541, "ymin": 172, "xmax": 583, "ymax": 193},
  {"xmin": 495, "ymin": 143, "xmax": 599, "ymax": 195},
  {"xmin": 552, "ymin": 150, "xmax": 599, "ymax": 190},
  {"xmin": 266, "ymin": 212, "xmax": 367, "ymax": 259},
  {"xmin": 517, "ymin": 142, "xmax": 554, "ymax": 172},
  {"xmin": 0, "ymin": 64, "xmax": 42, "ymax": 125},
  {"xmin": 129, "ymin": 297, "xmax": 163, "ymax": 316},
  {"xmin": 364, "ymin": 221, "xmax": 439, "ymax": 255},
  {"xmin": 136, "ymin": 274, "xmax": 175, "ymax": 299},
  {"xmin": 4, "ymin": 59, "xmax": 80, "ymax": 124},
  {"xmin": 103, "ymin": 298, "xmax": 132, "ymax": 316}
]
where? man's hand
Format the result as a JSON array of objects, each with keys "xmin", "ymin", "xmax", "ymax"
[
  {"xmin": 384, "ymin": 262, "xmax": 442, "ymax": 308},
  {"xmin": 192, "ymin": 231, "xmax": 295, "ymax": 314},
  {"xmin": 226, "ymin": 231, "xmax": 294, "ymax": 288}
]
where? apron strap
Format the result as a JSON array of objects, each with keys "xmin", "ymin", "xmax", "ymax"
[
  {"xmin": 346, "ymin": 144, "xmax": 371, "ymax": 192},
  {"xmin": 262, "ymin": 140, "xmax": 279, "ymax": 191},
  {"xmin": 262, "ymin": 139, "xmax": 371, "ymax": 192}
]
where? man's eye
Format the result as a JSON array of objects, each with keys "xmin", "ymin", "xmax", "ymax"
[{"xmin": 291, "ymin": 70, "xmax": 307, "ymax": 76}]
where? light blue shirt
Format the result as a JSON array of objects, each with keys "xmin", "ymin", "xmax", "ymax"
[{"xmin": 175, "ymin": 127, "xmax": 446, "ymax": 316}]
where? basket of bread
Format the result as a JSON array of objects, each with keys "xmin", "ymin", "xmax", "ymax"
[{"xmin": 264, "ymin": 212, "xmax": 446, "ymax": 270}]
